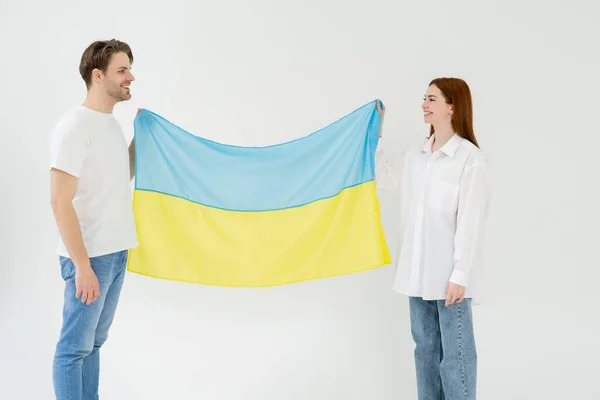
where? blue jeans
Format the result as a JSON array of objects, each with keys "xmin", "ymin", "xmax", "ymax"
[
  {"xmin": 409, "ymin": 297, "xmax": 477, "ymax": 400},
  {"xmin": 53, "ymin": 250, "xmax": 128, "ymax": 400}
]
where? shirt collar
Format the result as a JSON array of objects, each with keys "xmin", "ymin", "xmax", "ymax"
[{"xmin": 423, "ymin": 134, "xmax": 462, "ymax": 158}]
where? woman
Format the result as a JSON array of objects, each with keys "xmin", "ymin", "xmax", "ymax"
[{"xmin": 375, "ymin": 78, "xmax": 490, "ymax": 400}]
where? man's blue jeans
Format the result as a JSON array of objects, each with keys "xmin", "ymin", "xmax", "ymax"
[
  {"xmin": 409, "ymin": 297, "xmax": 477, "ymax": 400},
  {"xmin": 52, "ymin": 250, "xmax": 128, "ymax": 400}
]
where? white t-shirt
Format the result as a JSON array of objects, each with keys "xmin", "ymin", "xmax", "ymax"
[{"xmin": 49, "ymin": 105, "xmax": 138, "ymax": 258}]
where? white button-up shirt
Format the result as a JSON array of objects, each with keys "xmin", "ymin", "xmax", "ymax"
[{"xmin": 376, "ymin": 134, "xmax": 491, "ymax": 302}]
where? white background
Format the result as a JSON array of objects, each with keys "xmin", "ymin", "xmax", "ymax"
[{"xmin": 1, "ymin": 0, "xmax": 599, "ymax": 399}]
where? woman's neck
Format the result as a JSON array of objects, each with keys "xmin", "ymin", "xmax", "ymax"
[{"xmin": 431, "ymin": 122, "xmax": 455, "ymax": 152}]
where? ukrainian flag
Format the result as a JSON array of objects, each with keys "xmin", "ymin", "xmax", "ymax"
[{"xmin": 127, "ymin": 100, "xmax": 391, "ymax": 286}]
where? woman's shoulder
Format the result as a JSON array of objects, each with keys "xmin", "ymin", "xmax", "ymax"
[{"xmin": 459, "ymin": 139, "xmax": 488, "ymax": 169}]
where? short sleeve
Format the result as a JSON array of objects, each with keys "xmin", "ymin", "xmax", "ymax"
[{"xmin": 49, "ymin": 123, "xmax": 89, "ymax": 178}]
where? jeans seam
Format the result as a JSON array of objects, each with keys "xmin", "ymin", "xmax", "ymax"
[
  {"xmin": 434, "ymin": 301, "xmax": 443, "ymax": 399},
  {"xmin": 121, "ymin": 250, "xmax": 128, "ymax": 270},
  {"xmin": 115, "ymin": 250, "xmax": 127, "ymax": 279},
  {"xmin": 457, "ymin": 302, "xmax": 468, "ymax": 399},
  {"xmin": 69, "ymin": 294, "xmax": 85, "ymax": 400},
  {"xmin": 109, "ymin": 251, "xmax": 127, "ymax": 287},
  {"xmin": 67, "ymin": 358, "xmax": 72, "ymax": 400},
  {"xmin": 112, "ymin": 251, "xmax": 118, "ymax": 279},
  {"xmin": 82, "ymin": 359, "xmax": 87, "ymax": 399}
]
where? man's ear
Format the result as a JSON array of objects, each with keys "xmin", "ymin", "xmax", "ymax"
[{"xmin": 92, "ymin": 68, "xmax": 103, "ymax": 84}]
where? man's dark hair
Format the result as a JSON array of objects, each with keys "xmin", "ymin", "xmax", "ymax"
[{"xmin": 79, "ymin": 39, "xmax": 133, "ymax": 88}]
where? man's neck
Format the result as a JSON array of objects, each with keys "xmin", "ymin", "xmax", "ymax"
[{"xmin": 82, "ymin": 89, "xmax": 116, "ymax": 114}]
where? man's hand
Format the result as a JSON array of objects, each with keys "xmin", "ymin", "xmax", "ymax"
[
  {"xmin": 445, "ymin": 282, "xmax": 466, "ymax": 307},
  {"xmin": 376, "ymin": 100, "xmax": 385, "ymax": 137},
  {"xmin": 75, "ymin": 265, "xmax": 100, "ymax": 305},
  {"xmin": 129, "ymin": 108, "xmax": 142, "ymax": 180}
]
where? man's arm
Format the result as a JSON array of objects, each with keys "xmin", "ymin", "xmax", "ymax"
[
  {"xmin": 128, "ymin": 139, "xmax": 135, "ymax": 181},
  {"xmin": 128, "ymin": 108, "xmax": 141, "ymax": 181},
  {"xmin": 50, "ymin": 168, "xmax": 99, "ymax": 305}
]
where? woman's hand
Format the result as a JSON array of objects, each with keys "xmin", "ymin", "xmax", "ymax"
[
  {"xmin": 445, "ymin": 282, "xmax": 466, "ymax": 307},
  {"xmin": 376, "ymin": 100, "xmax": 385, "ymax": 137}
]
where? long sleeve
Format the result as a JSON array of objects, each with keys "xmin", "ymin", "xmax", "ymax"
[
  {"xmin": 449, "ymin": 161, "xmax": 491, "ymax": 288},
  {"xmin": 374, "ymin": 139, "xmax": 403, "ymax": 193}
]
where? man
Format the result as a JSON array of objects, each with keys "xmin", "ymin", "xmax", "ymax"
[{"xmin": 50, "ymin": 39, "xmax": 138, "ymax": 400}]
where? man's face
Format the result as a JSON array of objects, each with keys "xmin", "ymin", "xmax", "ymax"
[{"xmin": 100, "ymin": 52, "xmax": 135, "ymax": 102}]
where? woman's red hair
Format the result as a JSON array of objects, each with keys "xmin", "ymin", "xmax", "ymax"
[{"xmin": 429, "ymin": 77, "xmax": 480, "ymax": 148}]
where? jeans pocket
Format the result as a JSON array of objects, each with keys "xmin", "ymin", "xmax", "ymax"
[{"xmin": 59, "ymin": 257, "xmax": 75, "ymax": 280}]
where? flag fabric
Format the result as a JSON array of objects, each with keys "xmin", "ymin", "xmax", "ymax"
[{"xmin": 126, "ymin": 100, "xmax": 391, "ymax": 287}]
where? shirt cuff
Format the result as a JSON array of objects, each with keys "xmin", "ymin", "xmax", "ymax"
[{"xmin": 449, "ymin": 269, "xmax": 470, "ymax": 288}]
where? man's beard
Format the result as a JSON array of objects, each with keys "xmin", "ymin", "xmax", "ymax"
[{"xmin": 106, "ymin": 80, "xmax": 131, "ymax": 102}]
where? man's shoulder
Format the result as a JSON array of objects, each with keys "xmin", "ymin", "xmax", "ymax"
[{"xmin": 51, "ymin": 106, "xmax": 92, "ymax": 137}]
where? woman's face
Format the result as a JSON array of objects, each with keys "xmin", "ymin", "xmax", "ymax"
[{"xmin": 422, "ymin": 84, "xmax": 453, "ymax": 126}]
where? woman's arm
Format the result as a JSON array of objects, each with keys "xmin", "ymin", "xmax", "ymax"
[
  {"xmin": 374, "ymin": 100, "xmax": 404, "ymax": 193},
  {"xmin": 449, "ymin": 161, "xmax": 491, "ymax": 288}
]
